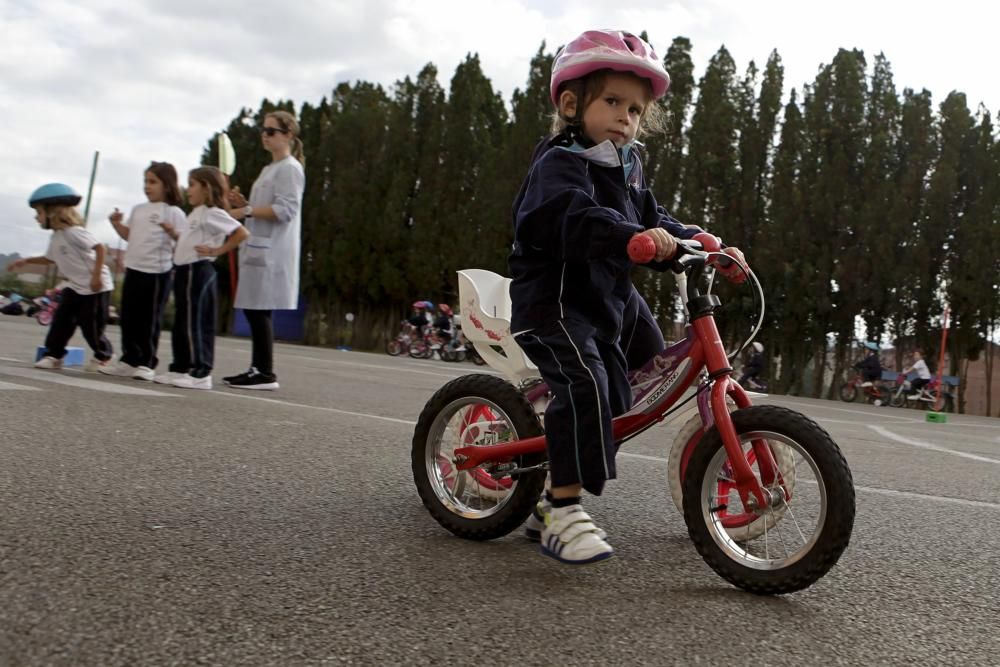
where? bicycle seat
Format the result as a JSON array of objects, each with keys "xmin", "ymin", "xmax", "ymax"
[{"xmin": 457, "ymin": 269, "xmax": 539, "ymax": 383}]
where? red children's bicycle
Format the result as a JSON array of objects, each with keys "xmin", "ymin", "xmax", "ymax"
[{"xmin": 411, "ymin": 235, "xmax": 855, "ymax": 594}]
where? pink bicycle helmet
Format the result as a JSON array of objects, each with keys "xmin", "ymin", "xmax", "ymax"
[{"xmin": 550, "ymin": 30, "xmax": 670, "ymax": 105}]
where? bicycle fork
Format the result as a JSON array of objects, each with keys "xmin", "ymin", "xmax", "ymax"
[{"xmin": 692, "ymin": 317, "xmax": 780, "ymax": 513}]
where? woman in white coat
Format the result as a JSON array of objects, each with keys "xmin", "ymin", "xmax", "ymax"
[{"xmin": 223, "ymin": 110, "xmax": 305, "ymax": 390}]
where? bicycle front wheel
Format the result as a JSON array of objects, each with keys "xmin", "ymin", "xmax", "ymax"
[{"xmin": 682, "ymin": 405, "xmax": 855, "ymax": 595}]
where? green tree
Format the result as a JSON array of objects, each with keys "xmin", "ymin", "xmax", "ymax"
[{"xmin": 435, "ymin": 54, "xmax": 510, "ymax": 298}]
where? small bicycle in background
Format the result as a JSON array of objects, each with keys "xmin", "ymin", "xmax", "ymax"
[
  {"xmin": 385, "ymin": 322, "xmax": 421, "ymax": 357},
  {"xmin": 411, "ymin": 234, "xmax": 856, "ymax": 595},
  {"xmin": 32, "ymin": 289, "xmax": 60, "ymax": 326}
]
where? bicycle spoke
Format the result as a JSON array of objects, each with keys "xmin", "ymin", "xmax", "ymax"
[{"xmin": 780, "ymin": 494, "xmax": 808, "ymax": 545}]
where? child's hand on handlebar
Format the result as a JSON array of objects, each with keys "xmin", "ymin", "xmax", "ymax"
[
  {"xmin": 716, "ymin": 246, "xmax": 748, "ymax": 284},
  {"xmin": 637, "ymin": 228, "xmax": 678, "ymax": 262}
]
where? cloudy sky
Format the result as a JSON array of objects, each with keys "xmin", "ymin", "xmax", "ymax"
[{"xmin": 2, "ymin": 0, "xmax": 997, "ymax": 257}]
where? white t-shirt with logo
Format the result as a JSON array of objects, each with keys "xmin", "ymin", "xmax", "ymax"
[
  {"xmin": 45, "ymin": 227, "xmax": 113, "ymax": 295},
  {"xmin": 173, "ymin": 205, "xmax": 242, "ymax": 266},
  {"xmin": 125, "ymin": 202, "xmax": 187, "ymax": 273}
]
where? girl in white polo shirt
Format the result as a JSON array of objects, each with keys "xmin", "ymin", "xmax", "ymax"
[
  {"xmin": 6, "ymin": 183, "xmax": 114, "ymax": 370},
  {"xmin": 101, "ymin": 162, "xmax": 187, "ymax": 381},
  {"xmin": 155, "ymin": 167, "xmax": 248, "ymax": 390}
]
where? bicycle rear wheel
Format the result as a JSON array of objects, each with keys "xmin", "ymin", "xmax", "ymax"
[
  {"xmin": 682, "ymin": 405, "xmax": 855, "ymax": 595},
  {"xmin": 412, "ymin": 374, "xmax": 546, "ymax": 540}
]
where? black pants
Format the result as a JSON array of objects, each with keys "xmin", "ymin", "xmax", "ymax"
[
  {"xmin": 44, "ymin": 288, "xmax": 113, "ymax": 361},
  {"xmin": 119, "ymin": 267, "xmax": 172, "ymax": 369},
  {"xmin": 516, "ymin": 319, "xmax": 632, "ymax": 496},
  {"xmin": 244, "ymin": 309, "xmax": 274, "ymax": 375},
  {"xmin": 170, "ymin": 262, "xmax": 217, "ymax": 378}
]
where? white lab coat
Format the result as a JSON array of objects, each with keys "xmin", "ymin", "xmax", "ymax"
[{"xmin": 234, "ymin": 156, "xmax": 305, "ymax": 310}]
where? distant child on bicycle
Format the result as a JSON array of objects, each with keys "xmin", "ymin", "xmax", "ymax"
[
  {"xmin": 854, "ymin": 343, "xmax": 882, "ymax": 386},
  {"xmin": 407, "ymin": 301, "xmax": 433, "ymax": 328},
  {"xmin": 7, "ymin": 184, "xmax": 114, "ymax": 371},
  {"xmin": 432, "ymin": 304, "xmax": 454, "ymax": 344},
  {"xmin": 904, "ymin": 349, "xmax": 932, "ymax": 398},
  {"xmin": 738, "ymin": 342, "xmax": 766, "ymax": 389},
  {"xmin": 509, "ymin": 30, "xmax": 745, "ymax": 564}
]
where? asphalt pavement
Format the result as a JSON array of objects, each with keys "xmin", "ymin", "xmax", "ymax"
[{"xmin": 1, "ymin": 315, "xmax": 998, "ymax": 666}]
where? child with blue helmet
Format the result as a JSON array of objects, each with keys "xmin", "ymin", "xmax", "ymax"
[{"xmin": 6, "ymin": 184, "xmax": 114, "ymax": 370}]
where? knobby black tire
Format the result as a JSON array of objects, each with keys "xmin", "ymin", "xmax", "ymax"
[
  {"xmin": 412, "ymin": 374, "xmax": 546, "ymax": 540},
  {"xmin": 838, "ymin": 383, "xmax": 857, "ymax": 403},
  {"xmin": 682, "ymin": 405, "xmax": 855, "ymax": 595}
]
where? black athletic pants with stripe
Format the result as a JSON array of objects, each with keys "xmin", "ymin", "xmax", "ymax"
[
  {"xmin": 44, "ymin": 287, "xmax": 113, "ymax": 361},
  {"xmin": 119, "ymin": 267, "xmax": 172, "ymax": 369},
  {"xmin": 169, "ymin": 261, "xmax": 217, "ymax": 379},
  {"xmin": 515, "ymin": 319, "xmax": 632, "ymax": 496}
]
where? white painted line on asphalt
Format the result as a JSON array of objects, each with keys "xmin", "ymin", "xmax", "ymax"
[
  {"xmin": 0, "ymin": 380, "xmax": 41, "ymax": 391},
  {"xmin": 277, "ymin": 352, "xmax": 495, "ymax": 380},
  {"xmin": 868, "ymin": 425, "xmax": 1000, "ymax": 465},
  {"xmin": 847, "ymin": 484, "xmax": 1000, "ymax": 511},
  {"xmin": 618, "ymin": 452, "xmax": 1000, "ymax": 511},
  {"xmin": 759, "ymin": 396, "xmax": 918, "ymax": 423},
  {"xmin": 0, "ymin": 366, "xmax": 180, "ymax": 397},
  {"xmin": 816, "ymin": 417, "xmax": 886, "ymax": 426},
  {"xmin": 213, "ymin": 390, "xmax": 418, "ymax": 426}
]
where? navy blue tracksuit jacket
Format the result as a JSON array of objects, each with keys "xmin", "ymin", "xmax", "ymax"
[{"xmin": 509, "ymin": 132, "xmax": 697, "ymax": 495}]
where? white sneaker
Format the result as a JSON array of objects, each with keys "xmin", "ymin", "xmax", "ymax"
[
  {"xmin": 83, "ymin": 358, "xmax": 111, "ymax": 372},
  {"xmin": 539, "ymin": 504, "xmax": 614, "ymax": 565},
  {"xmin": 34, "ymin": 356, "xmax": 63, "ymax": 369},
  {"xmin": 154, "ymin": 371, "xmax": 183, "ymax": 385},
  {"xmin": 171, "ymin": 374, "xmax": 212, "ymax": 390},
  {"xmin": 525, "ymin": 497, "xmax": 607, "ymax": 542},
  {"xmin": 132, "ymin": 366, "xmax": 155, "ymax": 381},
  {"xmin": 99, "ymin": 361, "xmax": 138, "ymax": 377},
  {"xmin": 525, "ymin": 500, "xmax": 548, "ymax": 541}
]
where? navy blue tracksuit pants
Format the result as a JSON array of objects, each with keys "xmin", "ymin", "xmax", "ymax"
[
  {"xmin": 170, "ymin": 261, "xmax": 217, "ymax": 379},
  {"xmin": 516, "ymin": 319, "xmax": 633, "ymax": 496},
  {"xmin": 44, "ymin": 287, "xmax": 113, "ymax": 361},
  {"xmin": 119, "ymin": 267, "xmax": 172, "ymax": 369}
]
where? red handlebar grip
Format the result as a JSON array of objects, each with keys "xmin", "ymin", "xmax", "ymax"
[
  {"xmin": 628, "ymin": 234, "xmax": 656, "ymax": 263},
  {"xmin": 692, "ymin": 232, "xmax": 722, "ymax": 253}
]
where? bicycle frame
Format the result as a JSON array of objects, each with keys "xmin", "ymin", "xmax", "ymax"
[{"xmin": 453, "ymin": 256, "xmax": 780, "ymax": 510}]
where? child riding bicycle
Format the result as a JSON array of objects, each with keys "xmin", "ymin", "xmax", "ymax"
[{"xmin": 508, "ymin": 29, "xmax": 746, "ymax": 565}]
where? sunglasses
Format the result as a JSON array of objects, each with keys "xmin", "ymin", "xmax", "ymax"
[{"xmin": 260, "ymin": 126, "xmax": 289, "ymax": 137}]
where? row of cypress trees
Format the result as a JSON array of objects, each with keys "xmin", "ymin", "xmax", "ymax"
[{"xmin": 201, "ymin": 36, "xmax": 999, "ymax": 414}]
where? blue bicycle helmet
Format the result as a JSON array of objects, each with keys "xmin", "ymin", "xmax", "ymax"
[
  {"xmin": 29, "ymin": 183, "xmax": 82, "ymax": 207},
  {"xmin": 422, "ymin": 300, "xmax": 435, "ymax": 310},
  {"xmin": 863, "ymin": 341, "xmax": 880, "ymax": 351}
]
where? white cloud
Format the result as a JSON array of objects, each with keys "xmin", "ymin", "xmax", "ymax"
[{"xmin": 2, "ymin": 0, "xmax": 998, "ymax": 257}]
